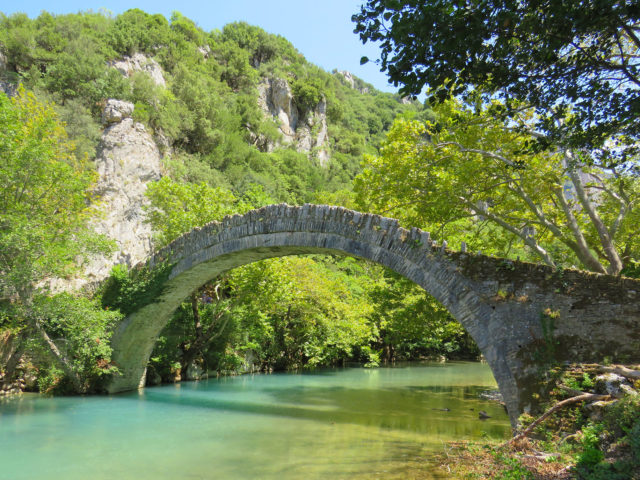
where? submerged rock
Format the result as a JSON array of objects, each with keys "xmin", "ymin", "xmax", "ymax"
[{"xmin": 479, "ymin": 389, "xmax": 504, "ymax": 403}]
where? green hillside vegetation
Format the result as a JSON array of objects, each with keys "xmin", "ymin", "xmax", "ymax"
[
  {"xmin": 0, "ymin": 10, "xmax": 424, "ymax": 200},
  {"xmin": 0, "ymin": 9, "xmax": 476, "ymax": 394}
]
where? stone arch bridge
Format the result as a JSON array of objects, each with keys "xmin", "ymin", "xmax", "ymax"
[{"xmin": 107, "ymin": 204, "xmax": 640, "ymax": 426}]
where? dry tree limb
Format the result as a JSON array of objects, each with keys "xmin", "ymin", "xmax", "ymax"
[
  {"xmin": 597, "ymin": 365, "xmax": 640, "ymax": 381},
  {"xmin": 501, "ymin": 392, "xmax": 611, "ymax": 448}
]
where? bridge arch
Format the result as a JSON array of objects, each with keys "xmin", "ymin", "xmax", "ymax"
[{"xmin": 108, "ymin": 204, "xmax": 640, "ymax": 427}]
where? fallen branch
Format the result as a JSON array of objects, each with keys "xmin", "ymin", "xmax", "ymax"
[
  {"xmin": 597, "ymin": 365, "xmax": 640, "ymax": 381},
  {"xmin": 502, "ymin": 392, "xmax": 611, "ymax": 448}
]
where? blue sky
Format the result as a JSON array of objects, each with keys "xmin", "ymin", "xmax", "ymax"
[{"xmin": 1, "ymin": 1, "xmax": 397, "ymax": 93}]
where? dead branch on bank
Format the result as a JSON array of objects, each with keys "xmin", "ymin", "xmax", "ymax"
[{"xmin": 501, "ymin": 392, "xmax": 611, "ymax": 448}]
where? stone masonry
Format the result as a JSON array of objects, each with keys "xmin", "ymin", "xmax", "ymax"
[{"xmin": 107, "ymin": 204, "xmax": 640, "ymax": 426}]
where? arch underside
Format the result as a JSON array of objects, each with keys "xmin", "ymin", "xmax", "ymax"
[{"xmin": 108, "ymin": 217, "xmax": 522, "ymax": 426}]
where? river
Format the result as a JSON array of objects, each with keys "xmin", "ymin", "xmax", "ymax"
[{"xmin": 0, "ymin": 361, "xmax": 510, "ymax": 479}]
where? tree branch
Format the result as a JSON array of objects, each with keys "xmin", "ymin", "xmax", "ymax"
[
  {"xmin": 459, "ymin": 197, "xmax": 556, "ymax": 266},
  {"xmin": 564, "ymin": 151, "xmax": 624, "ymax": 274},
  {"xmin": 502, "ymin": 392, "xmax": 611, "ymax": 447}
]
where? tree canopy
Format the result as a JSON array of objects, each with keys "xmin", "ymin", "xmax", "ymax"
[
  {"xmin": 353, "ymin": 0, "xmax": 640, "ymax": 161},
  {"xmin": 355, "ymin": 101, "xmax": 639, "ymax": 275},
  {"xmin": 0, "ymin": 88, "xmax": 111, "ymax": 300}
]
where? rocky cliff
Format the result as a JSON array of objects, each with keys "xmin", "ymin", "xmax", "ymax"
[
  {"xmin": 338, "ymin": 70, "xmax": 369, "ymax": 94},
  {"xmin": 257, "ymin": 77, "xmax": 330, "ymax": 165},
  {"xmin": 57, "ymin": 100, "xmax": 162, "ymax": 290},
  {"xmin": 109, "ymin": 53, "xmax": 166, "ymax": 87},
  {"xmin": 0, "ymin": 50, "xmax": 16, "ymax": 96}
]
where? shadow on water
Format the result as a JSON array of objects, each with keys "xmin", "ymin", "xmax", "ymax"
[{"xmin": 137, "ymin": 381, "xmax": 510, "ymax": 438}]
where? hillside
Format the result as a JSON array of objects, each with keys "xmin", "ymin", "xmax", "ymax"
[{"xmin": 0, "ymin": 9, "xmax": 424, "ymax": 202}]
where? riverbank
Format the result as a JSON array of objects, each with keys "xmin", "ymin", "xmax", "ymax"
[{"xmin": 437, "ymin": 363, "xmax": 640, "ymax": 479}]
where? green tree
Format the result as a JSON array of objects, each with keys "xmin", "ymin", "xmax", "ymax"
[
  {"xmin": 29, "ymin": 293, "xmax": 122, "ymax": 393},
  {"xmin": 225, "ymin": 256, "xmax": 375, "ymax": 371},
  {"xmin": 353, "ymin": 0, "xmax": 640, "ymax": 162},
  {"xmin": 144, "ymin": 177, "xmax": 243, "ymax": 247},
  {"xmin": 368, "ymin": 273, "xmax": 478, "ymax": 362},
  {"xmin": 355, "ymin": 99, "xmax": 639, "ymax": 274},
  {"xmin": 142, "ymin": 177, "xmax": 254, "ymax": 379},
  {"xmin": 0, "ymin": 88, "xmax": 112, "ymax": 390},
  {"xmin": 107, "ymin": 8, "xmax": 171, "ymax": 56}
]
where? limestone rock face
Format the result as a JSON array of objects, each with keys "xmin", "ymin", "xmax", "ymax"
[
  {"xmin": 53, "ymin": 104, "xmax": 162, "ymax": 291},
  {"xmin": 88, "ymin": 117, "xmax": 161, "ymax": 281},
  {"xmin": 257, "ymin": 77, "xmax": 330, "ymax": 165},
  {"xmin": 198, "ymin": 45, "xmax": 211, "ymax": 59},
  {"xmin": 110, "ymin": 53, "xmax": 166, "ymax": 87},
  {"xmin": 338, "ymin": 70, "xmax": 369, "ymax": 94},
  {"xmin": 258, "ymin": 78, "xmax": 298, "ymax": 142},
  {"xmin": 338, "ymin": 70, "xmax": 355, "ymax": 88},
  {"xmin": 0, "ymin": 51, "xmax": 16, "ymax": 97},
  {"xmin": 0, "ymin": 81, "xmax": 16, "ymax": 97},
  {"xmin": 102, "ymin": 99, "xmax": 134, "ymax": 124}
]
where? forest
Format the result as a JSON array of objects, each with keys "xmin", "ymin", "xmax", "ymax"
[{"xmin": 1, "ymin": 5, "xmax": 640, "ymax": 478}]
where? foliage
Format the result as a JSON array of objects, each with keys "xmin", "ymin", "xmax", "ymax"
[
  {"xmin": 0, "ymin": 10, "xmax": 479, "ymax": 396},
  {"xmin": 291, "ymin": 76, "xmax": 325, "ymax": 112},
  {"xmin": 353, "ymin": 0, "xmax": 640, "ymax": 162},
  {"xmin": 574, "ymin": 404, "xmax": 640, "ymax": 479},
  {"xmin": 492, "ymin": 452, "xmax": 535, "ymax": 480},
  {"xmin": 100, "ymin": 262, "xmax": 174, "ymax": 316},
  {"xmin": 0, "ymin": 87, "xmax": 112, "ymax": 300},
  {"xmin": 355, "ymin": 99, "xmax": 639, "ymax": 274},
  {"xmin": 107, "ymin": 9, "xmax": 172, "ymax": 56},
  {"xmin": 0, "ymin": 10, "xmax": 422, "ymax": 198},
  {"xmin": 145, "ymin": 177, "xmax": 243, "ymax": 247},
  {"xmin": 30, "ymin": 293, "xmax": 122, "ymax": 393},
  {"xmin": 367, "ymin": 272, "xmax": 479, "ymax": 361},
  {"xmin": 224, "ymin": 257, "xmax": 376, "ymax": 370}
]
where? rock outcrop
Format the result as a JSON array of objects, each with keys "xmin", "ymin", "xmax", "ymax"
[
  {"xmin": 337, "ymin": 70, "xmax": 369, "ymax": 94},
  {"xmin": 257, "ymin": 77, "xmax": 330, "ymax": 165},
  {"xmin": 197, "ymin": 45, "xmax": 211, "ymax": 59},
  {"xmin": 55, "ymin": 100, "xmax": 162, "ymax": 290},
  {"xmin": 102, "ymin": 99, "xmax": 135, "ymax": 124},
  {"xmin": 338, "ymin": 70, "xmax": 355, "ymax": 89},
  {"xmin": 0, "ymin": 51, "xmax": 16, "ymax": 97},
  {"xmin": 89, "ymin": 101, "xmax": 162, "ymax": 281},
  {"xmin": 110, "ymin": 53, "xmax": 166, "ymax": 87}
]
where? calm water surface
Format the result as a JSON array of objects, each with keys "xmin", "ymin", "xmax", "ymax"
[{"xmin": 0, "ymin": 362, "xmax": 510, "ymax": 479}]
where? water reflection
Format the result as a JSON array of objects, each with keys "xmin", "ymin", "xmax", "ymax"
[{"xmin": 0, "ymin": 362, "xmax": 509, "ymax": 480}]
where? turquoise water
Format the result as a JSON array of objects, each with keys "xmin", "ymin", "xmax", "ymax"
[{"xmin": 0, "ymin": 362, "xmax": 510, "ymax": 479}]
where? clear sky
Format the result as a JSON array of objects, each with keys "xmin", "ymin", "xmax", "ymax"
[{"xmin": 1, "ymin": 1, "xmax": 397, "ymax": 93}]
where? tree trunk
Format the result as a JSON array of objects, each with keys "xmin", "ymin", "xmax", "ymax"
[
  {"xmin": 553, "ymin": 186, "xmax": 607, "ymax": 273},
  {"xmin": 32, "ymin": 317, "xmax": 85, "ymax": 393},
  {"xmin": 191, "ymin": 293, "xmax": 202, "ymax": 339},
  {"xmin": 564, "ymin": 152, "xmax": 623, "ymax": 274},
  {"xmin": 1, "ymin": 332, "xmax": 26, "ymax": 391},
  {"xmin": 179, "ymin": 293, "xmax": 230, "ymax": 380}
]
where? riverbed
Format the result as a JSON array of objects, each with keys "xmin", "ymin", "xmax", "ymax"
[{"xmin": 0, "ymin": 362, "xmax": 510, "ymax": 479}]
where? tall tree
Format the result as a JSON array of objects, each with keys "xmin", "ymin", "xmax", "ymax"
[
  {"xmin": 0, "ymin": 88, "xmax": 112, "ymax": 390},
  {"xmin": 353, "ymin": 0, "xmax": 640, "ymax": 162},
  {"xmin": 355, "ymin": 101, "xmax": 639, "ymax": 274}
]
